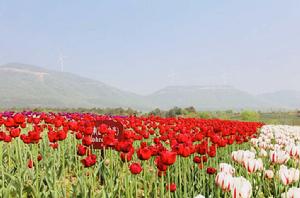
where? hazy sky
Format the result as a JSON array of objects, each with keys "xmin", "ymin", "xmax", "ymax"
[{"xmin": 0, "ymin": 0, "xmax": 299, "ymax": 95}]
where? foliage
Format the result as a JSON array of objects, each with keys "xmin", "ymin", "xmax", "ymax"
[{"xmin": 240, "ymin": 110, "xmax": 260, "ymax": 122}]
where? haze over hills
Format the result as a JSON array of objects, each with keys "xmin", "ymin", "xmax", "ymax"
[
  {"xmin": 0, "ymin": 63, "xmax": 149, "ymax": 110},
  {"xmin": 0, "ymin": 63, "xmax": 299, "ymax": 111},
  {"xmin": 258, "ymin": 90, "xmax": 300, "ymax": 109},
  {"xmin": 148, "ymin": 86, "xmax": 271, "ymax": 110}
]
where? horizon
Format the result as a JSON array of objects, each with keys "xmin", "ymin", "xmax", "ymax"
[
  {"xmin": 1, "ymin": 62, "xmax": 300, "ymax": 96},
  {"xmin": 1, "ymin": 1, "xmax": 300, "ymax": 95}
]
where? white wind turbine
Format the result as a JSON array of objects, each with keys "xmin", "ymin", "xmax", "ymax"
[{"xmin": 58, "ymin": 51, "xmax": 67, "ymax": 72}]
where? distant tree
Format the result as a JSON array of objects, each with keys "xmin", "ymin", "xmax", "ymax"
[
  {"xmin": 166, "ymin": 107, "xmax": 183, "ymax": 117},
  {"xmin": 240, "ymin": 110, "xmax": 260, "ymax": 121},
  {"xmin": 149, "ymin": 108, "xmax": 163, "ymax": 116},
  {"xmin": 184, "ymin": 106, "xmax": 196, "ymax": 113},
  {"xmin": 225, "ymin": 110, "xmax": 233, "ymax": 114},
  {"xmin": 198, "ymin": 112, "xmax": 212, "ymax": 119},
  {"xmin": 126, "ymin": 108, "xmax": 137, "ymax": 115}
]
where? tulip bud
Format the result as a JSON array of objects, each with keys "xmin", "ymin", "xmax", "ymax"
[{"xmin": 264, "ymin": 170, "xmax": 274, "ymax": 179}]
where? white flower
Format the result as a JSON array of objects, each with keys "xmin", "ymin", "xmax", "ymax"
[
  {"xmin": 243, "ymin": 158, "xmax": 263, "ymax": 173},
  {"xmin": 270, "ymin": 150, "xmax": 289, "ymax": 164},
  {"xmin": 194, "ymin": 194, "xmax": 205, "ymax": 198},
  {"xmin": 258, "ymin": 149, "xmax": 268, "ymax": 157},
  {"xmin": 232, "ymin": 150, "xmax": 255, "ymax": 164},
  {"xmin": 230, "ymin": 177, "xmax": 252, "ymax": 198},
  {"xmin": 264, "ymin": 170, "xmax": 274, "ymax": 179},
  {"xmin": 279, "ymin": 165, "xmax": 300, "ymax": 185},
  {"xmin": 281, "ymin": 187, "xmax": 300, "ymax": 198},
  {"xmin": 286, "ymin": 144, "xmax": 300, "ymax": 159},
  {"xmin": 215, "ymin": 172, "xmax": 233, "ymax": 192},
  {"xmin": 219, "ymin": 163, "xmax": 235, "ymax": 175}
]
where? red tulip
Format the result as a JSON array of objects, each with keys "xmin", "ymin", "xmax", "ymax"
[
  {"xmin": 129, "ymin": 163, "xmax": 142, "ymax": 175},
  {"xmin": 166, "ymin": 183, "xmax": 176, "ymax": 192},
  {"xmin": 28, "ymin": 159, "xmax": 33, "ymax": 168},
  {"xmin": 81, "ymin": 154, "xmax": 97, "ymax": 167},
  {"xmin": 82, "ymin": 136, "xmax": 92, "ymax": 146},
  {"xmin": 206, "ymin": 167, "xmax": 217, "ymax": 175},
  {"xmin": 193, "ymin": 156, "xmax": 202, "ymax": 164},
  {"xmin": 10, "ymin": 128, "xmax": 21, "ymax": 138},
  {"xmin": 137, "ymin": 147, "xmax": 152, "ymax": 160},
  {"xmin": 160, "ymin": 151, "xmax": 177, "ymax": 166},
  {"xmin": 77, "ymin": 144, "xmax": 87, "ymax": 156}
]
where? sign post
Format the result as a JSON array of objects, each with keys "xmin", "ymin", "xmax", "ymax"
[
  {"xmin": 92, "ymin": 119, "xmax": 124, "ymax": 184},
  {"xmin": 92, "ymin": 119, "xmax": 124, "ymax": 149}
]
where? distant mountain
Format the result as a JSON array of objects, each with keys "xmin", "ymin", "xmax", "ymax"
[
  {"xmin": 147, "ymin": 85, "xmax": 271, "ymax": 110},
  {"xmin": 258, "ymin": 90, "xmax": 300, "ymax": 109},
  {"xmin": 0, "ymin": 63, "xmax": 299, "ymax": 111},
  {"xmin": 0, "ymin": 63, "xmax": 149, "ymax": 110}
]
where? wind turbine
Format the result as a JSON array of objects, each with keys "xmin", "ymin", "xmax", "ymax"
[{"xmin": 58, "ymin": 51, "xmax": 67, "ymax": 72}]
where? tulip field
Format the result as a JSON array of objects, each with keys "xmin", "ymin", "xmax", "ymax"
[{"xmin": 1, "ymin": 111, "xmax": 300, "ymax": 197}]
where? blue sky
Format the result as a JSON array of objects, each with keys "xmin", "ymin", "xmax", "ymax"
[{"xmin": 0, "ymin": 0, "xmax": 299, "ymax": 95}]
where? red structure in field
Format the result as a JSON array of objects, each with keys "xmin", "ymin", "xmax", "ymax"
[{"xmin": 92, "ymin": 119, "xmax": 124, "ymax": 149}]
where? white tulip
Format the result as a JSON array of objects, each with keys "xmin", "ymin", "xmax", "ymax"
[
  {"xmin": 281, "ymin": 187, "xmax": 300, "ymax": 198},
  {"xmin": 194, "ymin": 194, "xmax": 205, "ymax": 198},
  {"xmin": 232, "ymin": 150, "xmax": 255, "ymax": 164},
  {"xmin": 219, "ymin": 163, "xmax": 235, "ymax": 175},
  {"xmin": 258, "ymin": 149, "xmax": 268, "ymax": 157},
  {"xmin": 270, "ymin": 150, "xmax": 289, "ymax": 164},
  {"xmin": 264, "ymin": 170, "xmax": 274, "ymax": 179},
  {"xmin": 279, "ymin": 165, "xmax": 300, "ymax": 185},
  {"xmin": 286, "ymin": 144, "xmax": 300, "ymax": 159},
  {"xmin": 215, "ymin": 172, "xmax": 233, "ymax": 192},
  {"xmin": 230, "ymin": 177, "xmax": 252, "ymax": 198},
  {"xmin": 243, "ymin": 158, "xmax": 263, "ymax": 173}
]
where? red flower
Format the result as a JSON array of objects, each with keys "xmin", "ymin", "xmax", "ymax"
[
  {"xmin": 160, "ymin": 151, "xmax": 177, "ymax": 166},
  {"xmin": 208, "ymin": 145, "xmax": 216, "ymax": 157},
  {"xmin": 76, "ymin": 132, "xmax": 83, "ymax": 139},
  {"xmin": 120, "ymin": 152, "xmax": 133, "ymax": 162},
  {"xmin": 10, "ymin": 128, "xmax": 21, "ymax": 138},
  {"xmin": 13, "ymin": 113, "xmax": 25, "ymax": 124},
  {"xmin": 0, "ymin": 132, "xmax": 5, "ymax": 141},
  {"xmin": 202, "ymin": 155, "xmax": 208, "ymax": 163},
  {"xmin": 166, "ymin": 183, "xmax": 176, "ymax": 192},
  {"xmin": 116, "ymin": 141, "xmax": 133, "ymax": 153},
  {"xmin": 178, "ymin": 144, "xmax": 193, "ymax": 157},
  {"xmin": 58, "ymin": 130, "xmax": 67, "ymax": 141},
  {"xmin": 82, "ymin": 136, "xmax": 92, "ymax": 146},
  {"xmin": 193, "ymin": 156, "xmax": 201, "ymax": 164},
  {"xmin": 48, "ymin": 131, "xmax": 58, "ymax": 143},
  {"xmin": 137, "ymin": 147, "xmax": 152, "ymax": 160},
  {"xmin": 50, "ymin": 143, "xmax": 59, "ymax": 149},
  {"xmin": 81, "ymin": 154, "xmax": 97, "ymax": 167},
  {"xmin": 5, "ymin": 118, "xmax": 15, "ymax": 127},
  {"xmin": 206, "ymin": 167, "xmax": 216, "ymax": 175},
  {"xmin": 28, "ymin": 131, "xmax": 41, "ymax": 143},
  {"xmin": 77, "ymin": 144, "xmax": 87, "ymax": 156},
  {"xmin": 4, "ymin": 135, "xmax": 12, "ymax": 143},
  {"xmin": 99, "ymin": 124, "xmax": 108, "ymax": 133},
  {"xmin": 197, "ymin": 143, "xmax": 208, "ymax": 155},
  {"xmin": 37, "ymin": 154, "xmax": 43, "ymax": 161},
  {"xmin": 84, "ymin": 127, "xmax": 93, "ymax": 135},
  {"xmin": 198, "ymin": 163, "xmax": 204, "ymax": 169},
  {"xmin": 28, "ymin": 159, "xmax": 33, "ymax": 168},
  {"xmin": 129, "ymin": 163, "xmax": 142, "ymax": 175}
]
